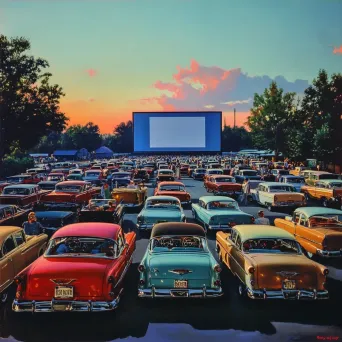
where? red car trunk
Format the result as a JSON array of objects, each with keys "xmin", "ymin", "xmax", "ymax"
[
  {"xmin": 26, "ymin": 257, "xmax": 112, "ymax": 300},
  {"xmin": 156, "ymin": 191, "xmax": 189, "ymax": 202},
  {"xmin": 41, "ymin": 192, "xmax": 75, "ymax": 203}
]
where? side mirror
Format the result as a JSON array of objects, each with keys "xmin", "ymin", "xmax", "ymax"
[{"xmin": 285, "ymin": 216, "xmax": 292, "ymax": 222}]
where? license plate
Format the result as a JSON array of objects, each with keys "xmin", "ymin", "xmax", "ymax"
[
  {"xmin": 283, "ymin": 280, "xmax": 296, "ymax": 290},
  {"xmin": 174, "ymin": 280, "xmax": 188, "ymax": 288},
  {"xmin": 55, "ymin": 286, "xmax": 73, "ymax": 298}
]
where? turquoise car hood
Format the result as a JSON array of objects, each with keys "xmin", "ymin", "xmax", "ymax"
[
  {"xmin": 141, "ymin": 208, "xmax": 182, "ymax": 222},
  {"xmin": 148, "ymin": 252, "xmax": 212, "ymax": 279}
]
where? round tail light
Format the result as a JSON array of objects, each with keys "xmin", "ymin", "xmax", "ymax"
[
  {"xmin": 139, "ymin": 279, "xmax": 145, "ymax": 285},
  {"xmin": 214, "ymin": 265, "xmax": 222, "ymax": 273},
  {"xmin": 214, "ymin": 280, "xmax": 221, "ymax": 286},
  {"xmin": 138, "ymin": 265, "xmax": 145, "ymax": 272},
  {"xmin": 323, "ymin": 269, "xmax": 329, "ymax": 276},
  {"xmin": 248, "ymin": 266, "xmax": 255, "ymax": 274}
]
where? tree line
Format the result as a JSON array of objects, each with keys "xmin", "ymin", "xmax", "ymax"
[{"xmin": 1, "ymin": 34, "xmax": 341, "ymax": 171}]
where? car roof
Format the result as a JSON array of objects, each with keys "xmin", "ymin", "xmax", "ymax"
[
  {"xmin": 3, "ymin": 184, "xmax": 37, "ymax": 189},
  {"xmin": 234, "ymin": 224, "xmax": 294, "ymax": 241},
  {"xmin": 260, "ymin": 182, "xmax": 294, "ymax": 186},
  {"xmin": 147, "ymin": 195, "xmax": 180, "ymax": 201},
  {"xmin": 0, "ymin": 226, "xmax": 22, "ymax": 244},
  {"xmin": 207, "ymin": 169, "xmax": 222, "ymax": 172},
  {"xmin": 294, "ymin": 207, "xmax": 342, "ymax": 217},
  {"xmin": 211, "ymin": 175, "xmax": 234, "ymax": 179},
  {"xmin": 52, "ymin": 222, "xmax": 121, "ymax": 240},
  {"xmin": 56, "ymin": 181, "xmax": 87, "ymax": 186},
  {"xmin": 199, "ymin": 196, "xmax": 236, "ymax": 203},
  {"xmin": 280, "ymin": 175, "xmax": 303, "ymax": 178},
  {"xmin": 158, "ymin": 181, "xmax": 184, "ymax": 186},
  {"xmin": 35, "ymin": 211, "xmax": 74, "ymax": 219},
  {"xmin": 158, "ymin": 169, "xmax": 173, "ymax": 172},
  {"xmin": 319, "ymin": 179, "xmax": 342, "ymax": 184},
  {"xmin": 151, "ymin": 222, "xmax": 205, "ymax": 238}
]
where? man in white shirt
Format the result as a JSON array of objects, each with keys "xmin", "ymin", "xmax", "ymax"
[{"xmin": 254, "ymin": 210, "xmax": 270, "ymax": 225}]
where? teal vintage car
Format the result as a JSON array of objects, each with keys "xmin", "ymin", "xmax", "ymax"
[
  {"xmin": 137, "ymin": 196, "xmax": 186, "ymax": 231},
  {"xmin": 192, "ymin": 196, "xmax": 255, "ymax": 231},
  {"xmin": 138, "ymin": 222, "xmax": 223, "ymax": 298}
]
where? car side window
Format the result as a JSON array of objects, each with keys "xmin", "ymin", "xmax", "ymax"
[
  {"xmin": 236, "ymin": 235, "xmax": 242, "ymax": 250},
  {"xmin": 293, "ymin": 212, "xmax": 301, "ymax": 223},
  {"xmin": 2, "ymin": 236, "xmax": 16, "ymax": 255},
  {"xmin": 13, "ymin": 231, "xmax": 26, "ymax": 246}
]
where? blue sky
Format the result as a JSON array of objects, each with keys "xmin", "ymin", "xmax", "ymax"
[{"xmin": 1, "ymin": 0, "xmax": 341, "ymax": 131}]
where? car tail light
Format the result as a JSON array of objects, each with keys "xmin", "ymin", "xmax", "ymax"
[
  {"xmin": 214, "ymin": 265, "xmax": 222, "ymax": 273},
  {"xmin": 108, "ymin": 276, "xmax": 115, "ymax": 284},
  {"xmin": 323, "ymin": 269, "xmax": 329, "ymax": 276},
  {"xmin": 230, "ymin": 222, "xmax": 236, "ymax": 227},
  {"xmin": 250, "ymin": 280, "xmax": 255, "ymax": 286},
  {"xmin": 139, "ymin": 279, "xmax": 145, "ymax": 286},
  {"xmin": 248, "ymin": 266, "xmax": 255, "ymax": 274},
  {"xmin": 274, "ymin": 196, "xmax": 278, "ymax": 202},
  {"xmin": 251, "ymin": 216, "xmax": 255, "ymax": 223},
  {"xmin": 214, "ymin": 280, "xmax": 221, "ymax": 287},
  {"xmin": 15, "ymin": 274, "xmax": 27, "ymax": 298},
  {"xmin": 138, "ymin": 265, "xmax": 145, "ymax": 272}
]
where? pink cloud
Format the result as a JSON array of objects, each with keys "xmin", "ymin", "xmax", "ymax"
[
  {"xmin": 138, "ymin": 59, "xmax": 309, "ymax": 112},
  {"xmin": 86, "ymin": 69, "xmax": 97, "ymax": 77},
  {"xmin": 333, "ymin": 46, "xmax": 342, "ymax": 54}
]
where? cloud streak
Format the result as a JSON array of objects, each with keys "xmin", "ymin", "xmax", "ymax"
[
  {"xmin": 86, "ymin": 69, "xmax": 97, "ymax": 77},
  {"xmin": 138, "ymin": 59, "xmax": 309, "ymax": 112},
  {"xmin": 333, "ymin": 46, "xmax": 342, "ymax": 54}
]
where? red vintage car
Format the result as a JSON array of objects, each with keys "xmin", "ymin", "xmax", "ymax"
[
  {"xmin": 38, "ymin": 181, "xmax": 101, "ymax": 210},
  {"xmin": 6, "ymin": 174, "xmax": 42, "ymax": 185},
  {"xmin": 204, "ymin": 175, "xmax": 242, "ymax": 198},
  {"xmin": 0, "ymin": 184, "xmax": 51, "ymax": 208},
  {"xmin": 12, "ymin": 222, "xmax": 136, "ymax": 312},
  {"xmin": 153, "ymin": 181, "xmax": 191, "ymax": 207}
]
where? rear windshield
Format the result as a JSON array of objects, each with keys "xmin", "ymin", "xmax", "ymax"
[
  {"xmin": 2, "ymin": 188, "xmax": 30, "ymax": 195},
  {"xmin": 243, "ymin": 238, "xmax": 300, "ymax": 254}
]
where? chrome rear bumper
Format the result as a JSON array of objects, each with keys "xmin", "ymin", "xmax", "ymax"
[
  {"xmin": 317, "ymin": 249, "xmax": 342, "ymax": 258},
  {"xmin": 12, "ymin": 296, "xmax": 120, "ymax": 312},
  {"xmin": 138, "ymin": 286, "xmax": 223, "ymax": 298},
  {"xmin": 208, "ymin": 225, "xmax": 231, "ymax": 230},
  {"xmin": 247, "ymin": 288, "xmax": 329, "ymax": 300}
]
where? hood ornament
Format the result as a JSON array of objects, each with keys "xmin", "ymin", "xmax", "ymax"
[
  {"xmin": 169, "ymin": 269, "xmax": 193, "ymax": 275},
  {"xmin": 276, "ymin": 271, "xmax": 299, "ymax": 277},
  {"xmin": 50, "ymin": 279, "xmax": 76, "ymax": 285}
]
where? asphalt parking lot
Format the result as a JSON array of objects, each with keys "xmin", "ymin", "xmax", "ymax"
[{"xmin": 1, "ymin": 176, "xmax": 341, "ymax": 342}]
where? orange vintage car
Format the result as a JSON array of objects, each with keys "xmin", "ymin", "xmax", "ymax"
[
  {"xmin": 216, "ymin": 224, "xmax": 329, "ymax": 300},
  {"xmin": 0, "ymin": 226, "xmax": 48, "ymax": 303},
  {"xmin": 300, "ymin": 179, "xmax": 342, "ymax": 207},
  {"xmin": 274, "ymin": 207, "xmax": 342, "ymax": 259},
  {"xmin": 303, "ymin": 171, "xmax": 340, "ymax": 186},
  {"xmin": 204, "ymin": 175, "xmax": 242, "ymax": 198},
  {"xmin": 154, "ymin": 181, "xmax": 191, "ymax": 207},
  {"xmin": 290, "ymin": 166, "xmax": 309, "ymax": 176}
]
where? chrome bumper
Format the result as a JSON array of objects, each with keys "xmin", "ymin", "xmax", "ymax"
[
  {"xmin": 317, "ymin": 249, "xmax": 342, "ymax": 258},
  {"xmin": 12, "ymin": 297, "xmax": 120, "ymax": 312},
  {"xmin": 137, "ymin": 224, "xmax": 154, "ymax": 230},
  {"xmin": 247, "ymin": 288, "xmax": 329, "ymax": 300},
  {"xmin": 138, "ymin": 286, "xmax": 223, "ymax": 298},
  {"xmin": 273, "ymin": 202, "xmax": 305, "ymax": 207},
  {"xmin": 208, "ymin": 225, "xmax": 232, "ymax": 230}
]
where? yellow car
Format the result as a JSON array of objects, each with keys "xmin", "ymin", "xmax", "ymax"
[
  {"xmin": 216, "ymin": 224, "xmax": 329, "ymax": 300},
  {"xmin": 0, "ymin": 226, "xmax": 48, "ymax": 303},
  {"xmin": 112, "ymin": 185, "xmax": 148, "ymax": 213}
]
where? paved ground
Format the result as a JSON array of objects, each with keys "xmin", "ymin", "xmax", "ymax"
[{"xmin": 1, "ymin": 176, "xmax": 341, "ymax": 342}]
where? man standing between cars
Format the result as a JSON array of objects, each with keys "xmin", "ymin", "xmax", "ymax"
[
  {"xmin": 23, "ymin": 212, "xmax": 44, "ymax": 236},
  {"xmin": 254, "ymin": 210, "xmax": 270, "ymax": 225}
]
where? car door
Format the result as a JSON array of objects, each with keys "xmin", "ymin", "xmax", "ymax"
[
  {"xmin": 11, "ymin": 230, "xmax": 27, "ymax": 274},
  {"xmin": 0, "ymin": 235, "xmax": 16, "ymax": 292},
  {"xmin": 113, "ymin": 231, "xmax": 128, "ymax": 289},
  {"xmin": 222, "ymin": 229, "xmax": 237, "ymax": 271},
  {"xmin": 229, "ymin": 233, "xmax": 245, "ymax": 281}
]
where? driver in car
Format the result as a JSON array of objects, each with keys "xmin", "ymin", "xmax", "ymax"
[{"xmin": 56, "ymin": 238, "xmax": 70, "ymax": 254}]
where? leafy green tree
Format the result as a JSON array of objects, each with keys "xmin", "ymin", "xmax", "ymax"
[
  {"xmin": 247, "ymin": 81, "xmax": 298, "ymax": 158},
  {"xmin": 61, "ymin": 122, "xmax": 102, "ymax": 151},
  {"xmin": 299, "ymin": 69, "xmax": 342, "ymax": 164},
  {"xmin": 113, "ymin": 121, "xmax": 133, "ymax": 152},
  {"xmin": 221, "ymin": 126, "xmax": 252, "ymax": 151},
  {"xmin": 0, "ymin": 35, "xmax": 68, "ymax": 167},
  {"xmin": 34, "ymin": 132, "xmax": 62, "ymax": 154}
]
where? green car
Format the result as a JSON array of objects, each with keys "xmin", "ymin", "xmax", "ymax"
[
  {"xmin": 137, "ymin": 196, "xmax": 186, "ymax": 231},
  {"xmin": 192, "ymin": 196, "xmax": 255, "ymax": 231},
  {"xmin": 138, "ymin": 222, "xmax": 223, "ymax": 298}
]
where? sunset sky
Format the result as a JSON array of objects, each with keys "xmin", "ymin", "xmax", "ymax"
[{"xmin": 1, "ymin": 0, "xmax": 342, "ymax": 133}]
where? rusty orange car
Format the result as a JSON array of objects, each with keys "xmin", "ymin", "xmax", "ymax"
[
  {"xmin": 204, "ymin": 175, "xmax": 242, "ymax": 198},
  {"xmin": 154, "ymin": 181, "xmax": 191, "ymax": 207},
  {"xmin": 274, "ymin": 207, "xmax": 342, "ymax": 259},
  {"xmin": 216, "ymin": 224, "xmax": 329, "ymax": 300},
  {"xmin": 300, "ymin": 179, "xmax": 342, "ymax": 208}
]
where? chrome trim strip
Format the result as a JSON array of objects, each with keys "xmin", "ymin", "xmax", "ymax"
[
  {"xmin": 246, "ymin": 288, "xmax": 328, "ymax": 300},
  {"xmin": 138, "ymin": 287, "xmax": 223, "ymax": 298}
]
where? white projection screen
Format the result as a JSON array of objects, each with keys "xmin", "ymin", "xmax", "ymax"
[{"xmin": 149, "ymin": 117, "xmax": 205, "ymax": 148}]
